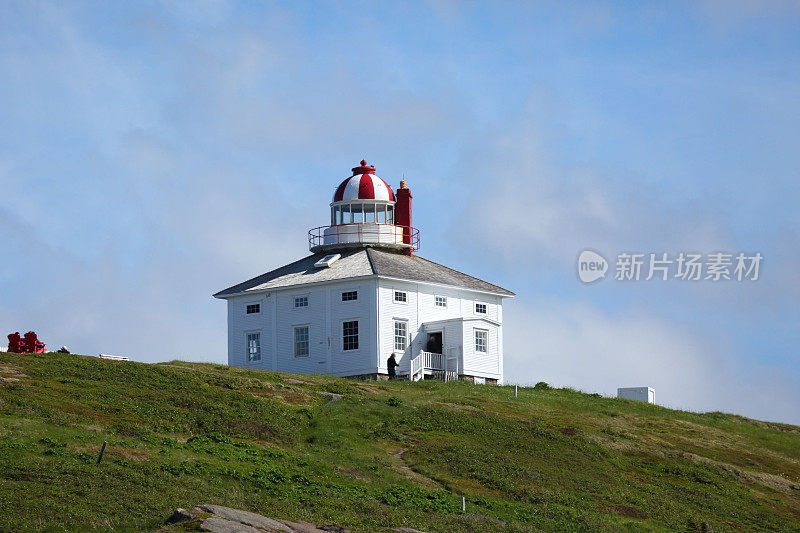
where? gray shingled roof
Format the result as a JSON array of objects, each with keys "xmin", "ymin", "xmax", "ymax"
[{"xmin": 213, "ymin": 247, "xmax": 514, "ymax": 298}]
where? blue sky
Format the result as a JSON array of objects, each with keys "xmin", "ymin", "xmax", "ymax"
[{"xmin": 1, "ymin": 1, "xmax": 799, "ymax": 423}]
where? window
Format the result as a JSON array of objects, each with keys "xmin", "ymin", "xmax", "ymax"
[
  {"xmin": 246, "ymin": 303, "xmax": 260, "ymax": 314},
  {"xmin": 294, "ymin": 296, "xmax": 308, "ymax": 308},
  {"xmin": 435, "ymin": 296, "xmax": 447, "ymax": 308},
  {"xmin": 314, "ymin": 254, "xmax": 340, "ymax": 268},
  {"xmin": 394, "ymin": 290, "xmax": 407, "ymax": 303},
  {"xmin": 352, "ymin": 204, "xmax": 363, "ymax": 223},
  {"xmin": 294, "ymin": 326, "xmax": 309, "ymax": 357},
  {"xmin": 247, "ymin": 333, "xmax": 261, "ymax": 361},
  {"xmin": 365, "ymin": 203, "xmax": 376, "ymax": 223},
  {"xmin": 475, "ymin": 302, "xmax": 487, "ymax": 314},
  {"xmin": 475, "ymin": 329, "xmax": 488, "ymax": 353},
  {"xmin": 343, "ymin": 320, "xmax": 359, "ymax": 351},
  {"xmin": 394, "ymin": 320, "xmax": 407, "ymax": 351},
  {"xmin": 341, "ymin": 290, "xmax": 358, "ymax": 302}
]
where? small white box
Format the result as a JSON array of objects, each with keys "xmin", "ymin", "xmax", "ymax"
[
  {"xmin": 617, "ymin": 387, "xmax": 655, "ymax": 404},
  {"xmin": 99, "ymin": 354, "xmax": 129, "ymax": 361}
]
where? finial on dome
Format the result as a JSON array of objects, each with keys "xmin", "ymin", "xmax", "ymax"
[{"xmin": 351, "ymin": 159, "xmax": 376, "ymax": 175}]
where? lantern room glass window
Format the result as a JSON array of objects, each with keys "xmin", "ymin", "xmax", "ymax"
[
  {"xmin": 331, "ymin": 202, "xmax": 395, "ymax": 225},
  {"xmin": 352, "ymin": 204, "xmax": 363, "ymax": 223}
]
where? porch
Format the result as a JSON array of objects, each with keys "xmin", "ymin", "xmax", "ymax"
[{"xmin": 406, "ymin": 351, "xmax": 458, "ymax": 382}]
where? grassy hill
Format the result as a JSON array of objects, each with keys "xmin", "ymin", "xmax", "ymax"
[{"xmin": 1, "ymin": 352, "xmax": 799, "ymax": 532}]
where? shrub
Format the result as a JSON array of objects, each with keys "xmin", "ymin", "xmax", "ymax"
[
  {"xmin": 533, "ymin": 382, "xmax": 550, "ymax": 391},
  {"xmin": 387, "ymin": 397, "xmax": 403, "ymax": 407}
]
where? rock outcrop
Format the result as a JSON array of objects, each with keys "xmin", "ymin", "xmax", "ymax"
[
  {"xmin": 167, "ymin": 505, "xmax": 300, "ymax": 532},
  {"xmin": 166, "ymin": 505, "xmax": 425, "ymax": 533}
]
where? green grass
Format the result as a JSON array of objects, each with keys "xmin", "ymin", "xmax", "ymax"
[{"xmin": 1, "ymin": 352, "xmax": 799, "ymax": 532}]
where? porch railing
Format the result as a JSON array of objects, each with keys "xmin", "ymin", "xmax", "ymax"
[
  {"xmin": 410, "ymin": 354, "xmax": 423, "ymax": 381},
  {"xmin": 422, "ymin": 351, "xmax": 445, "ymax": 371},
  {"xmin": 409, "ymin": 351, "xmax": 458, "ymax": 382}
]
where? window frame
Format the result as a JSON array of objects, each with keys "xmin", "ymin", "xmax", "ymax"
[
  {"xmin": 341, "ymin": 290, "xmax": 358, "ymax": 302},
  {"xmin": 246, "ymin": 331, "xmax": 262, "ymax": 362},
  {"xmin": 365, "ymin": 203, "xmax": 376, "ymax": 223},
  {"xmin": 434, "ymin": 295, "xmax": 447, "ymax": 308},
  {"xmin": 293, "ymin": 325, "xmax": 310, "ymax": 358},
  {"xmin": 393, "ymin": 290, "xmax": 408, "ymax": 304},
  {"xmin": 393, "ymin": 319, "xmax": 408, "ymax": 352},
  {"xmin": 293, "ymin": 295, "xmax": 309, "ymax": 309},
  {"xmin": 342, "ymin": 320, "xmax": 359, "ymax": 351},
  {"xmin": 352, "ymin": 204, "xmax": 363, "ymax": 223},
  {"xmin": 475, "ymin": 302, "xmax": 487, "ymax": 314},
  {"xmin": 330, "ymin": 201, "xmax": 395, "ymax": 225},
  {"xmin": 474, "ymin": 328, "xmax": 488, "ymax": 353},
  {"xmin": 245, "ymin": 303, "xmax": 261, "ymax": 314}
]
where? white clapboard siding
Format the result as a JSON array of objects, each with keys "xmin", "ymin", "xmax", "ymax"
[
  {"xmin": 376, "ymin": 279, "xmax": 504, "ymax": 381},
  {"xmin": 228, "ymin": 279, "xmax": 380, "ymax": 377},
  {"xmin": 327, "ymin": 280, "xmax": 378, "ymax": 376},
  {"xmin": 461, "ymin": 318, "xmax": 501, "ymax": 380},
  {"xmin": 227, "ymin": 276, "xmax": 505, "ymax": 383},
  {"xmin": 228, "ymin": 294, "xmax": 272, "ymax": 370}
]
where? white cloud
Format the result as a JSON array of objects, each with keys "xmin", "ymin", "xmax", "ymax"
[
  {"xmin": 504, "ymin": 298, "xmax": 800, "ymax": 425},
  {"xmin": 450, "ymin": 113, "xmax": 731, "ymax": 270},
  {"xmin": 446, "ymin": 101, "xmax": 800, "ymax": 425}
]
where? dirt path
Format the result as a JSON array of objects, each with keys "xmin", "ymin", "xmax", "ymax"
[
  {"xmin": 314, "ymin": 391, "xmax": 344, "ymax": 407},
  {"xmin": 390, "ymin": 445, "xmax": 442, "ymax": 489}
]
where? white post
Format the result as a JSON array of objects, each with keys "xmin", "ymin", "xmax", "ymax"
[
  {"xmin": 514, "ymin": 385, "xmax": 518, "ymax": 398},
  {"xmin": 461, "ymin": 496, "xmax": 465, "ymax": 512}
]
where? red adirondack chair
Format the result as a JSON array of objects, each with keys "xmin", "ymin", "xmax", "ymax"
[
  {"xmin": 23, "ymin": 331, "xmax": 46, "ymax": 354},
  {"xmin": 7, "ymin": 332, "xmax": 24, "ymax": 354}
]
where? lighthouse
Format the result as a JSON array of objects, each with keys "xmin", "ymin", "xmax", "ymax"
[
  {"xmin": 310, "ymin": 160, "xmax": 417, "ymax": 255},
  {"xmin": 214, "ymin": 160, "xmax": 514, "ymax": 383}
]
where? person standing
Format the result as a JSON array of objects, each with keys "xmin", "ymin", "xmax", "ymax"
[{"xmin": 387, "ymin": 352, "xmax": 399, "ymax": 379}]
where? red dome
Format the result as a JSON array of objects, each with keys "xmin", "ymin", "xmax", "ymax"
[{"xmin": 333, "ymin": 160, "xmax": 395, "ymax": 203}]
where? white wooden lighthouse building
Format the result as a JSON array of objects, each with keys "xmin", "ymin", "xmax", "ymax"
[{"xmin": 214, "ymin": 160, "xmax": 514, "ymax": 383}]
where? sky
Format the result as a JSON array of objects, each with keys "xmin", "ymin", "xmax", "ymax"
[{"xmin": 1, "ymin": 1, "xmax": 799, "ymax": 423}]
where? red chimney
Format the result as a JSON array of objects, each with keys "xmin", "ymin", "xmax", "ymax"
[{"xmin": 395, "ymin": 180, "xmax": 413, "ymax": 256}]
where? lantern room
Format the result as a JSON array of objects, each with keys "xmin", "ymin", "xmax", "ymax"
[
  {"xmin": 331, "ymin": 160, "xmax": 396, "ymax": 225},
  {"xmin": 308, "ymin": 160, "xmax": 419, "ymax": 254}
]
